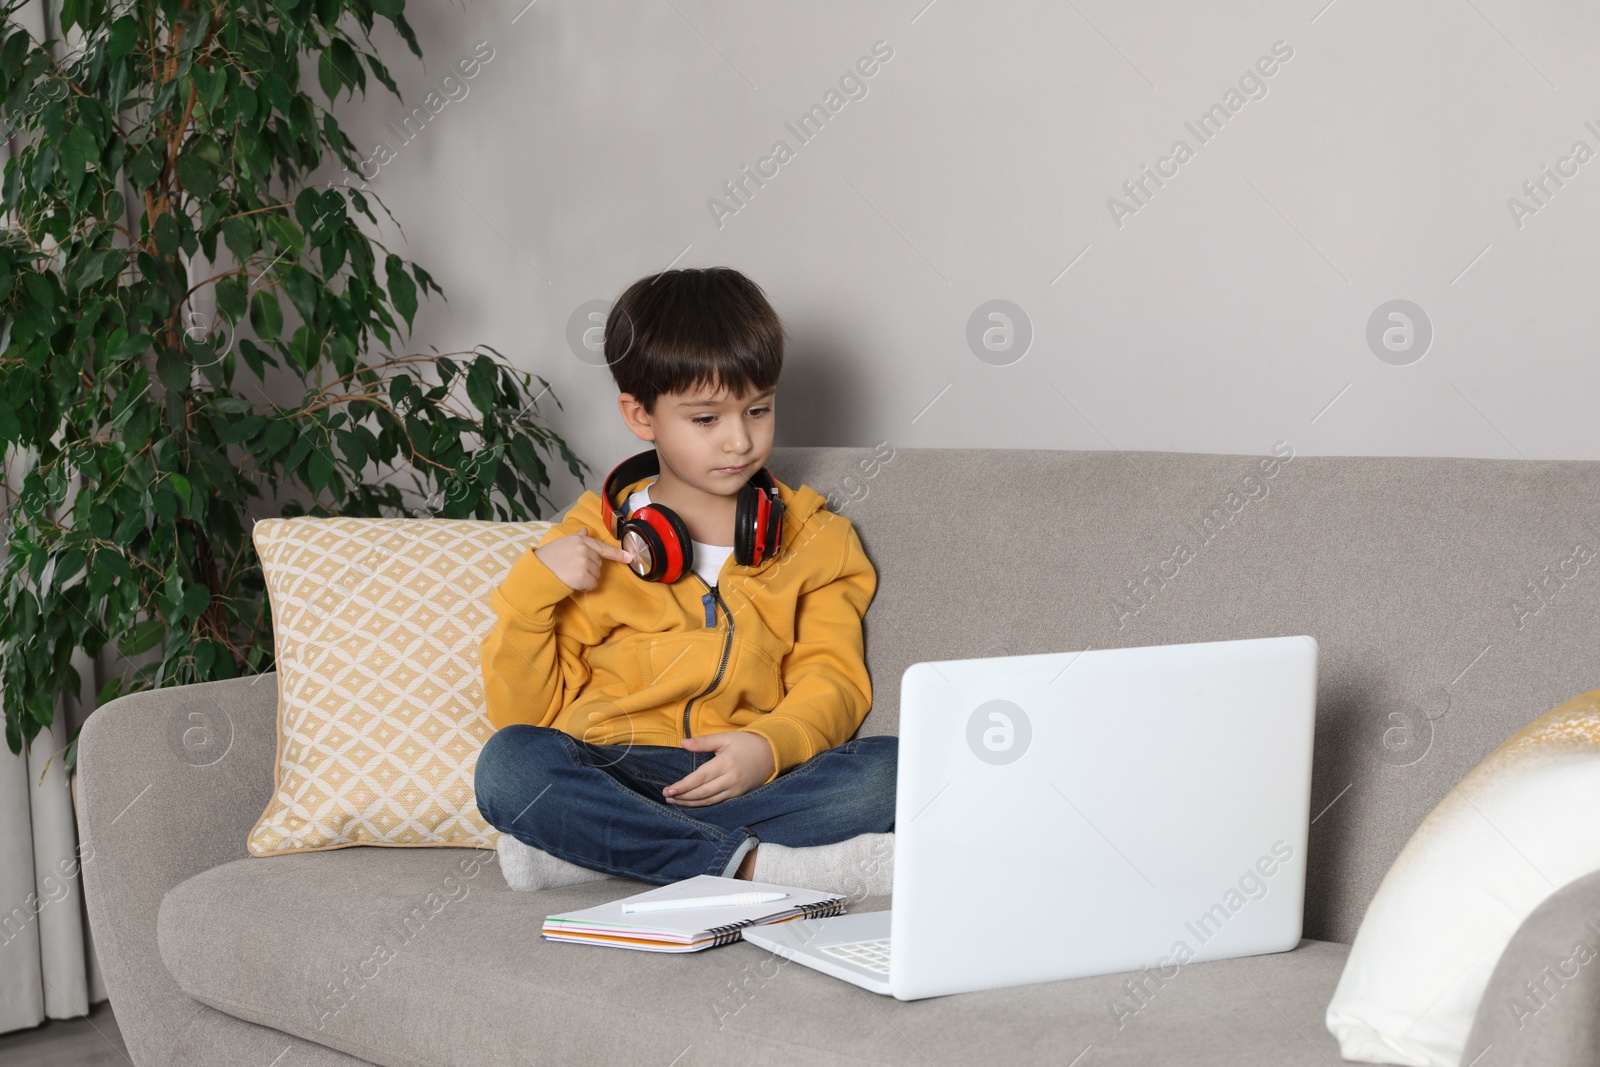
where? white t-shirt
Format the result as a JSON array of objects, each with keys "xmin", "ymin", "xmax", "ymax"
[{"xmin": 625, "ymin": 485, "xmax": 735, "ymax": 587}]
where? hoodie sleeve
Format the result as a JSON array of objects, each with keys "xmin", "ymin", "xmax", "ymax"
[
  {"xmin": 741, "ymin": 518, "xmax": 878, "ymax": 780},
  {"xmin": 480, "ymin": 520, "xmax": 608, "ymax": 731}
]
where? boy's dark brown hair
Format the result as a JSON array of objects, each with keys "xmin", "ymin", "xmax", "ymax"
[{"xmin": 604, "ymin": 267, "xmax": 784, "ymax": 414}]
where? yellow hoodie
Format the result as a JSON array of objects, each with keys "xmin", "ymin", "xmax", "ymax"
[{"xmin": 480, "ymin": 474, "xmax": 877, "ymax": 783}]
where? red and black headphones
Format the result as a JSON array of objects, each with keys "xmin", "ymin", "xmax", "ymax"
[{"xmin": 598, "ymin": 450, "xmax": 785, "ymax": 583}]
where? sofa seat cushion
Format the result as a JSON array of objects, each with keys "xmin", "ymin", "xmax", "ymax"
[
  {"xmin": 158, "ymin": 848, "xmax": 1350, "ymax": 1067},
  {"xmin": 171, "ymin": 1004, "xmax": 379, "ymax": 1067}
]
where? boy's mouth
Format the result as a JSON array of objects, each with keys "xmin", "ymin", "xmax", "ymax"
[{"xmin": 714, "ymin": 463, "xmax": 750, "ymax": 476}]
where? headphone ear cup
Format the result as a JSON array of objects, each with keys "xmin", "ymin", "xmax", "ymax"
[
  {"xmin": 734, "ymin": 483, "xmax": 783, "ymax": 566},
  {"xmin": 764, "ymin": 492, "xmax": 785, "ymax": 561},
  {"xmin": 647, "ymin": 504, "xmax": 694, "ymax": 583},
  {"xmin": 734, "ymin": 485, "xmax": 757, "ymax": 566},
  {"xmin": 619, "ymin": 519, "xmax": 666, "ymax": 582}
]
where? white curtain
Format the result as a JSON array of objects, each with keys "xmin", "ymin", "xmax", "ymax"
[
  {"xmin": 0, "ymin": 0, "xmax": 109, "ymax": 1036},
  {"xmin": 0, "ymin": 651, "xmax": 107, "ymax": 1034}
]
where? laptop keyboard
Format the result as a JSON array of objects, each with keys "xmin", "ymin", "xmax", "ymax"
[{"xmin": 821, "ymin": 938, "xmax": 892, "ymax": 974}]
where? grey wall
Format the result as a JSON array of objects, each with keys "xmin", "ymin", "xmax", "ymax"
[{"xmin": 330, "ymin": 0, "xmax": 1600, "ymax": 507}]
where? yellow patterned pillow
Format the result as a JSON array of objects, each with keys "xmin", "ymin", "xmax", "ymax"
[{"xmin": 247, "ymin": 517, "xmax": 551, "ymax": 855}]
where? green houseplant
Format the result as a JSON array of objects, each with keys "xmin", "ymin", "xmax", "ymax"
[{"xmin": 0, "ymin": 0, "xmax": 586, "ymax": 763}]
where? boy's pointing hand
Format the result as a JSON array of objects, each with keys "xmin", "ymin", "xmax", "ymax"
[
  {"xmin": 664, "ymin": 732, "xmax": 776, "ymax": 806},
  {"xmin": 536, "ymin": 528, "xmax": 635, "ymax": 592}
]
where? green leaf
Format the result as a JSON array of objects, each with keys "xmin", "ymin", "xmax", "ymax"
[
  {"xmin": 262, "ymin": 71, "xmax": 292, "ymax": 114},
  {"xmin": 307, "ymin": 448, "xmax": 334, "ymax": 493},
  {"xmin": 210, "ymin": 641, "xmax": 238, "ymax": 680},
  {"xmin": 467, "ymin": 355, "xmax": 497, "ymax": 419},
  {"xmin": 89, "ymin": 555, "xmax": 117, "ymax": 600},
  {"xmin": 318, "ymin": 231, "xmax": 347, "ymax": 276},
  {"xmin": 118, "ymin": 618, "xmax": 165, "ymax": 658},
  {"xmin": 3, "ymin": 28, "xmax": 31, "ymax": 78},
  {"xmin": 89, "ymin": 504, "xmax": 115, "ymax": 539},
  {"xmin": 194, "ymin": 638, "xmax": 216, "ymax": 676},
  {"xmin": 261, "ymin": 214, "xmax": 299, "ymax": 254},
  {"xmin": 351, "ymin": 50, "xmax": 394, "ymax": 100},
  {"xmin": 215, "ymin": 275, "xmax": 247, "ymax": 323},
  {"xmin": 385, "ymin": 253, "xmax": 417, "ymax": 329},
  {"xmin": 174, "ymin": 154, "xmax": 217, "ymax": 199},
  {"xmin": 128, "ymin": 142, "xmax": 162, "ymax": 186},
  {"xmin": 330, "ymin": 39, "xmax": 361, "ymax": 95},
  {"xmin": 318, "ymin": 48, "xmax": 343, "ymax": 101},
  {"xmin": 508, "ymin": 434, "xmax": 546, "ymax": 484},
  {"xmin": 195, "ymin": 62, "xmax": 227, "ymax": 113},
  {"xmin": 221, "ymin": 217, "xmax": 255, "ymax": 262},
  {"xmin": 293, "ymin": 187, "xmax": 323, "ymax": 231},
  {"xmin": 154, "ymin": 211, "xmax": 180, "ymax": 257},
  {"xmin": 237, "ymin": 338, "xmax": 276, "ymax": 379},
  {"xmin": 372, "ymin": 0, "xmax": 405, "ymax": 18},
  {"xmin": 249, "ymin": 289, "xmax": 282, "ymax": 342},
  {"xmin": 156, "ymin": 346, "xmax": 188, "ymax": 393},
  {"xmin": 410, "ymin": 261, "xmax": 441, "ymax": 298},
  {"xmin": 110, "ymin": 369, "xmax": 150, "ymax": 426},
  {"xmin": 55, "ymin": 548, "xmax": 87, "ymax": 587},
  {"xmin": 288, "ymin": 324, "xmax": 319, "ymax": 371},
  {"xmin": 221, "ymin": 413, "xmax": 266, "ymax": 444},
  {"xmin": 179, "ymin": 584, "xmax": 210, "ymax": 623},
  {"xmin": 260, "ymin": 418, "xmax": 294, "ymax": 457},
  {"xmin": 168, "ymin": 472, "xmax": 192, "ymax": 506},
  {"xmin": 24, "ymin": 271, "xmax": 59, "ymax": 314},
  {"xmin": 284, "ymin": 265, "xmax": 318, "ymax": 323},
  {"xmin": 104, "ymin": 15, "xmax": 137, "ymax": 60},
  {"xmin": 111, "ymin": 331, "xmax": 153, "ymax": 361},
  {"xmin": 102, "ymin": 551, "xmax": 133, "ymax": 583},
  {"xmin": 112, "ymin": 510, "xmax": 145, "ymax": 544},
  {"xmin": 283, "ymin": 430, "xmax": 316, "ymax": 472},
  {"xmin": 336, "ymin": 428, "xmax": 367, "ymax": 471}
]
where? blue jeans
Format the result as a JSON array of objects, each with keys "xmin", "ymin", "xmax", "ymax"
[{"xmin": 474, "ymin": 725, "xmax": 898, "ymax": 885}]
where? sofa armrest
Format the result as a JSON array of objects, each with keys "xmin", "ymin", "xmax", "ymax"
[
  {"xmin": 1464, "ymin": 868, "xmax": 1600, "ymax": 1067},
  {"xmin": 76, "ymin": 673, "xmax": 280, "ymax": 1067}
]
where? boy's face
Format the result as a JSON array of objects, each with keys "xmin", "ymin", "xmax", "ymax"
[{"xmin": 618, "ymin": 381, "xmax": 777, "ymax": 498}]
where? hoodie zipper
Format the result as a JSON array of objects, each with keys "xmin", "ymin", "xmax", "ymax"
[{"xmin": 682, "ymin": 573, "xmax": 734, "ymax": 740}]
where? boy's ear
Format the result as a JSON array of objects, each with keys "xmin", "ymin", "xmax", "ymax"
[{"xmin": 617, "ymin": 392, "xmax": 656, "ymax": 442}]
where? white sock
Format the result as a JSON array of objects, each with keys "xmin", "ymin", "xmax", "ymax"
[
  {"xmin": 751, "ymin": 832, "xmax": 893, "ymax": 900},
  {"xmin": 495, "ymin": 833, "xmax": 608, "ymax": 891}
]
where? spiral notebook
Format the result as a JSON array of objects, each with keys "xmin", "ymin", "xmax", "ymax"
[{"xmin": 541, "ymin": 875, "xmax": 847, "ymax": 953}]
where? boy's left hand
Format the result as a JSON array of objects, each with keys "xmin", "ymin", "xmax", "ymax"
[{"xmin": 665, "ymin": 732, "xmax": 776, "ymax": 806}]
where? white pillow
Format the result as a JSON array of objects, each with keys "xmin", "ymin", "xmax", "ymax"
[{"xmin": 1325, "ymin": 688, "xmax": 1600, "ymax": 1066}]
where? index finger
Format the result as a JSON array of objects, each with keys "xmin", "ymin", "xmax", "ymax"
[
  {"xmin": 664, "ymin": 762, "xmax": 716, "ymax": 799},
  {"xmin": 589, "ymin": 540, "xmax": 635, "ymax": 564}
]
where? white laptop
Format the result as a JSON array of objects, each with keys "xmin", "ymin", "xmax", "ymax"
[{"xmin": 743, "ymin": 635, "xmax": 1318, "ymax": 1000}]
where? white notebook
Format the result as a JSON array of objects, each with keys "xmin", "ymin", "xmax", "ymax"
[{"xmin": 542, "ymin": 875, "xmax": 846, "ymax": 952}]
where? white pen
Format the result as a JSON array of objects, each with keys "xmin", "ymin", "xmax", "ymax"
[{"xmin": 622, "ymin": 891, "xmax": 789, "ymax": 914}]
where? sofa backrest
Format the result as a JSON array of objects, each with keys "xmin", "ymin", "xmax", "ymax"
[{"xmin": 764, "ymin": 445, "xmax": 1600, "ymax": 944}]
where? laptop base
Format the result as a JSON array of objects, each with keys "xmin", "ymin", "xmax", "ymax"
[{"xmin": 742, "ymin": 910, "xmax": 893, "ymax": 995}]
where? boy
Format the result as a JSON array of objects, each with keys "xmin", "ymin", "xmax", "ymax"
[{"xmin": 474, "ymin": 267, "xmax": 896, "ymax": 894}]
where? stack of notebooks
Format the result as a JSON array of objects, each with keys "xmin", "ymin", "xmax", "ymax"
[{"xmin": 542, "ymin": 875, "xmax": 846, "ymax": 953}]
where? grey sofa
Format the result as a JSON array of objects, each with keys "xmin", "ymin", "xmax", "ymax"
[{"xmin": 76, "ymin": 445, "xmax": 1600, "ymax": 1066}]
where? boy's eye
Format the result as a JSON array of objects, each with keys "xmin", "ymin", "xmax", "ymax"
[{"xmin": 691, "ymin": 407, "xmax": 769, "ymax": 426}]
